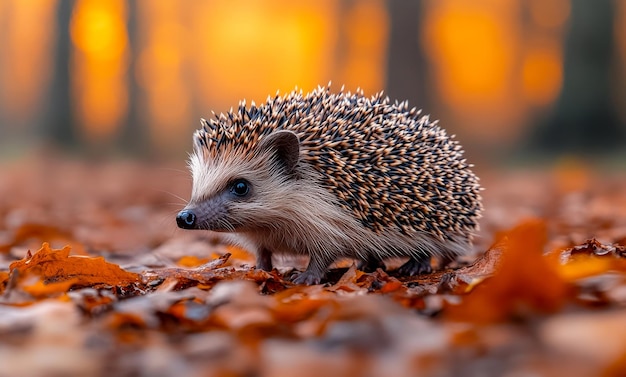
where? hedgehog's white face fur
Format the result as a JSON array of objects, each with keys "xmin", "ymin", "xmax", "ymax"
[
  {"xmin": 187, "ymin": 141, "xmax": 283, "ymax": 232},
  {"xmin": 177, "ymin": 86, "xmax": 483, "ymax": 284},
  {"xmin": 187, "ymin": 130, "xmax": 324, "ymax": 232}
]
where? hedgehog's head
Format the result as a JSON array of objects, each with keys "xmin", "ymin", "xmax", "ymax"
[{"xmin": 177, "ymin": 129, "xmax": 301, "ymax": 232}]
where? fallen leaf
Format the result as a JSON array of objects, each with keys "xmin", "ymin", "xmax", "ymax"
[
  {"xmin": 0, "ymin": 270, "xmax": 9, "ymax": 295},
  {"xmin": 8, "ymin": 243, "xmax": 140, "ymax": 300},
  {"xmin": 177, "ymin": 255, "xmax": 210, "ymax": 267},
  {"xmin": 446, "ymin": 219, "xmax": 569, "ymax": 323},
  {"xmin": 22, "ymin": 279, "xmax": 78, "ymax": 299}
]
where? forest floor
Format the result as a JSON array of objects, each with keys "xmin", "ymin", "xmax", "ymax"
[{"xmin": 1, "ymin": 156, "xmax": 626, "ymax": 377}]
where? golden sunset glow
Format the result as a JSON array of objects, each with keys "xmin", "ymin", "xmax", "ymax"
[
  {"xmin": 70, "ymin": 0, "xmax": 128, "ymax": 142},
  {"xmin": 0, "ymin": 0, "xmax": 57, "ymax": 123},
  {"xmin": 190, "ymin": 0, "xmax": 340, "ymax": 112},
  {"xmin": 422, "ymin": 1, "xmax": 517, "ymax": 110}
]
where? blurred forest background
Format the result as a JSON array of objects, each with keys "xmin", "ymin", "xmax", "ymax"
[{"xmin": 0, "ymin": 0, "xmax": 625, "ymax": 164}]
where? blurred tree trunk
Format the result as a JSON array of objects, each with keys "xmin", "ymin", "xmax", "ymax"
[
  {"xmin": 385, "ymin": 0, "xmax": 430, "ymax": 110},
  {"xmin": 47, "ymin": 0, "xmax": 76, "ymax": 148},
  {"xmin": 530, "ymin": 0, "xmax": 623, "ymax": 154}
]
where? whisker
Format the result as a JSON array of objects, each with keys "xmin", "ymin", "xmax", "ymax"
[
  {"xmin": 155, "ymin": 167, "xmax": 188, "ymax": 174},
  {"xmin": 150, "ymin": 189, "xmax": 189, "ymax": 204},
  {"xmin": 164, "ymin": 202, "xmax": 187, "ymax": 208}
]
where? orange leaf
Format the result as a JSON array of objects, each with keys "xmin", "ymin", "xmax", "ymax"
[
  {"xmin": 555, "ymin": 239, "xmax": 626, "ymax": 281},
  {"xmin": 22, "ymin": 279, "xmax": 78, "ymax": 298},
  {"xmin": 380, "ymin": 279, "xmax": 403, "ymax": 293},
  {"xmin": 177, "ymin": 255, "xmax": 210, "ymax": 267},
  {"xmin": 10, "ymin": 242, "xmax": 140, "ymax": 288},
  {"xmin": 225, "ymin": 245, "xmax": 255, "ymax": 262},
  {"xmin": 446, "ymin": 219, "xmax": 569, "ymax": 323},
  {"xmin": 0, "ymin": 270, "xmax": 9, "ymax": 295}
]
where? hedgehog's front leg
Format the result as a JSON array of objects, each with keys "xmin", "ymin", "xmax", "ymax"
[
  {"xmin": 292, "ymin": 253, "xmax": 334, "ymax": 285},
  {"xmin": 255, "ymin": 247, "xmax": 273, "ymax": 271}
]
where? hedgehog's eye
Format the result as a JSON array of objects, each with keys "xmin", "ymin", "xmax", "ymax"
[{"xmin": 230, "ymin": 179, "xmax": 250, "ymax": 197}]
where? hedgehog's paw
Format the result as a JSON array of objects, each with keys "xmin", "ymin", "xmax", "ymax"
[
  {"xmin": 291, "ymin": 270, "xmax": 324, "ymax": 285},
  {"xmin": 397, "ymin": 256, "xmax": 432, "ymax": 276}
]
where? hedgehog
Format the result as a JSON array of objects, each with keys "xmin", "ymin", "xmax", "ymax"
[{"xmin": 176, "ymin": 85, "xmax": 482, "ymax": 285}]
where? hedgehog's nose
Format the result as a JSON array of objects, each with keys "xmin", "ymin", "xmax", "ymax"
[{"xmin": 176, "ymin": 210, "xmax": 197, "ymax": 229}]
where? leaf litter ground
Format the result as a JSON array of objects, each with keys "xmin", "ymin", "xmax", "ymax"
[{"xmin": 1, "ymin": 158, "xmax": 626, "ymax": 376}]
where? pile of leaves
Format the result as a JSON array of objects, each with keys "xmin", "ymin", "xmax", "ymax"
[{"xmin": 1, "ymin": 158, "xmax": 626, "ymax": 376}]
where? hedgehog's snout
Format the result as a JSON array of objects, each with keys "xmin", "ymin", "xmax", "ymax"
[{"xmin": 176, "ymin": 209, "xmax": 197, "ymax": 229}]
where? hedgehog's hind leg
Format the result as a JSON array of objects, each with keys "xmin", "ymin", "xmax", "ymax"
[
  {"xmin": 396, "ymin": 255, "xmax": 432, "ymax": 276},
  {"xmin": 357, "ymin": 255, "xmax": 386, "ymax": 273}
]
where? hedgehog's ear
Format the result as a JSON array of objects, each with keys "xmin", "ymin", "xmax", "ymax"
[{"xmin": 258, "ymin": 130, "xmax": 300, "ymax": 175}]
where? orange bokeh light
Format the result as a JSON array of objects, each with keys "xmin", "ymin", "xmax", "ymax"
[
  {"xmin": 70, "ymin": 0, "xmax": 128, "ymax": 142},
  {"xmin": 522, "ymin": 40, "xmax": 563, "ymax": 106},
  {"xmin": 422, "ymin": 1, "xmax": 518, "ymax": 109},
  {"xmin": 135, "ymin": 0, "xmax": 191, "ymax": 152},
  {"xmin": 190, "ymin": 0, "xmax": 340, "ymax": 111}
]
